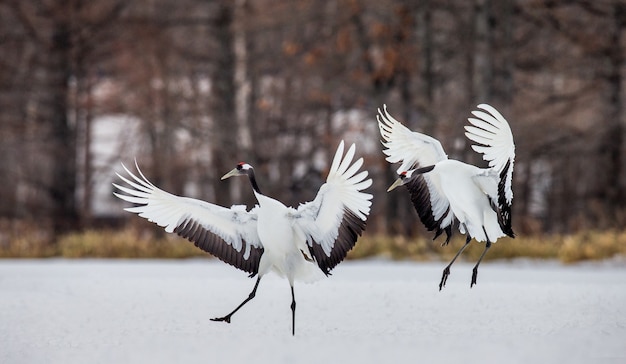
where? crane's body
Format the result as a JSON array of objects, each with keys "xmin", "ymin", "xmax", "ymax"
[
  {"xmin": 435, "ymin": 160, "xmax": 503, "ymax": 243},
  {"xmin": 114, "ymin": 140, "xmax": 372, "ymax": 335},
  {"xmin": 253, "ymin": 191, "xmax": 323, "ymax": 283},
  {"xmin": 380, "ymin": 104, "xmax": 515, "ymax": 289}
]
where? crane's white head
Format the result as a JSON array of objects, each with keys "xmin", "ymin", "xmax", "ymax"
[
  {"xmin": 387, "ymin": 170, "xmax": 412, "ymax": 192},
  {"xmin": 387, "ymin": 164, "xmax": 436, "ymax": 191},
  {"xmin": 221, "ymin": 162, "xmax": 254, "ymax": 180}
]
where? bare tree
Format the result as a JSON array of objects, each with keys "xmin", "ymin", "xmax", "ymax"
[
  {"xmin": 1, "ymin": 0, "xmax": 625, "ymax": 240},
  {"xmin": 1, "ymin": 0, "xmax": 125, "ymax": 234}
]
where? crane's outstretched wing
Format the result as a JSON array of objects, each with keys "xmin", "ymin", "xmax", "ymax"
[
  {"xmin": 377, "ymin": 105, "xmax": 453, "ymax": 243},
  {"xmin": 377, "ymin": 104, "xmax": 448, "ymax": 174},
  {"xmin": 465, "ymin": 104, "xmax": 515, "ymax": 237},
  {"xmin": 113, "ymin": 162, "xmax": 264, "ymax": 275},
  {"xmin": 292, "ymin": 141, "xmax": 373, "ymax": 275}
]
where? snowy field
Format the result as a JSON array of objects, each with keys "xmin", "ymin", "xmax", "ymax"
[{"xmin": 1, "ymin": 259, "xmax": 625, "ymax": 364}]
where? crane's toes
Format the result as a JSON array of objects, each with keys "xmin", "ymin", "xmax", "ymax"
[
  {"xmin": 439, "ymin": 267, "xmax": 451, "ymax": 291},
  {"xmin": 470, "ymin": 267, "xmax": 478, "ymax": 288},
  {"xmin": 210, "ymin": 316, "xmax": 231, "ymax": 324}
]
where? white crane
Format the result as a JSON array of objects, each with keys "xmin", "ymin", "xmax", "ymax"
[
  {"xmin": 378, "ymin": 104, "xmax": 515, "ymax": 290},
  {"xmin": 113, "ymin": 140, "xmax": 372, "ymax": 335}
]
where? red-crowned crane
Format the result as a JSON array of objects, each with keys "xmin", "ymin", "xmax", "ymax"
[
  {"xmin": 378, "ymin": 104, "xmax": 515, "ymax": 290},
  {"xmin": 113, "ymin": 140, "xmax": 372, "ymax": 335}
]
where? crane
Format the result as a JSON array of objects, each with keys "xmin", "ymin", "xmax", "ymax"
[
  {"xmin": 113, "ymin": 140, "xmax": 373, "ymax": 335},
  {"xmin": 378, "ymin": 104, "xmax": 515, "ymax": 290}
]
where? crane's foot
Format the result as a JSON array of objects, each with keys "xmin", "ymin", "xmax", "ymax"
[
  {"xmin": 210, "ymin": 315, "xmax": 232, "ymax": 324},
  {"xmin": 439, "ymin": 266, "xmax": 451, "ymax": 291},
  {"xmin": 470, "ymin": 266, "xmax": 478, "ymax": 288}
]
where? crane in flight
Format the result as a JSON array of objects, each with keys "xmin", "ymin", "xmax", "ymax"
[
  {"xmin": 379, "ymin": 104, "xmax": 515, "ymax": 290},
  {"xmin": 113, "ymin": 140, "xmax": 372, "ymax": 335}
]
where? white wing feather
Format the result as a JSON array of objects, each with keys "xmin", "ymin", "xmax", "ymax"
[
  {"xmin": 293, "ymin": 140, "xmax": 373, "ymax": 257},
  {"xmin": 464, "ymin": 104, "xmax": 515, "ymax": 203},
  {"xmin": 377, "ymin": 104, "xmax": 448, "ymax": 174},
  {"xmin": 113, "ymin": 162, "xmax": 262, "ymax": 259}
]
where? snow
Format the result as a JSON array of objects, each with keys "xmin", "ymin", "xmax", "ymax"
[{"xmin": 1, "ymin": 259, "xmax": 625, "ymax": 364}]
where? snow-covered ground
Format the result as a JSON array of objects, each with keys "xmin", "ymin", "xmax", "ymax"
[{"xmin": 1, "ymin": 259, "xmax": 625, "ymax": 364}]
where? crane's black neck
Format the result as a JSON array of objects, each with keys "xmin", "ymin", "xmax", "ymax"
[
  {"xmin": 414, "ymin": 165, "xmax": 435, "ymax": 175},
  {"xmin": 247, "ymin": 169, "xmax": 261, "ymax": 194}
]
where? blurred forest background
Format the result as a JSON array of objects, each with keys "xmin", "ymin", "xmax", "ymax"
[{"xmin": 1, "ymin": 0, "xmax": 625, "ymax": 260}]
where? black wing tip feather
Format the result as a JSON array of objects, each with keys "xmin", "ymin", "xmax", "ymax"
[
  {"xmin": 174, "ymin": 217, "xmax": 264, "ymax": 275},
  {"xmin": 309, "ymin": 209, "xmax": 367, "ymax": 275},
  {"xmin": 434, "ymin": 225, "xmax": 454, "ymax": 246},
  {"xmin": 403, "ymin": 174, "xmax": 453, "ymax": 242},
  {"xmin": 497, "ymin": 159, "xmax": 515, "ymax": 238}
]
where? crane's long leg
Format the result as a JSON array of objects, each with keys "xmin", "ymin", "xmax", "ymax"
[
  {"xmin": 290, "ymin": 285, "xmax": 296, "ymax": 336},
  {"xmin": 439, "ymin": 235, "xmax": 472, "ymax": 291},
  {"xmin": 471, "ymin": 238, "xmax": 492, "ymax": 288},
  {"xmin": 211, "ymin": 276, "xmax": 262, "ymax": 324}
]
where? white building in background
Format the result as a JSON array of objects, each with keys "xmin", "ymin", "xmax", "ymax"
[{"xmin": 83, "ymin": 114, "xmax": 143, "ymax": 217}]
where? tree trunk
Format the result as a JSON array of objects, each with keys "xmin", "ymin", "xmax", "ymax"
[
  {"xmin": 604, "ymin": 1, "xmax": 626, "ymax": 220},
  {"xmin": 211, "ymin": 2, "xmax": 239, "ymax": 207},
  {"xmin": 47, "ymin": 22, "xmax": 78, "ymax": 234},
  {"xmin": 416, "ymin": 0, "xmax": 435, "ymax": 135},
  {"xmin": 472, "ymin": 0, "xmax": 493, "ymax": 103}
]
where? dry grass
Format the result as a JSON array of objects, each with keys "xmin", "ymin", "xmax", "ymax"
[
  {"xmin": 0, "ymin": 234, "xmax": 57, "ymax": 258},
  {"xmin": 1, "ymin": 226, "xmax": 625, "ymax": 263},
  {"xmin": 556, "ymin": 230, "xmax": 626, "ymax": 263},
  {"xmin": 57, "ymin": 229, "xmax": 206, "ymax": 259},
  {"xmin": 0, "ymin": 220, "xmax": 56, "ymax": 258},
  {"xmin": 348, "ymin": 230, "xmax": 626, "ymax": 263}
]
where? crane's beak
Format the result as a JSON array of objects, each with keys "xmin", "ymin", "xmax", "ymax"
[
  {"xmin": 221, "ymin": 168, "xmax": 239, "ymax": 180},
  {"xmin": 387, "ymin": 177, "xmax": 404, "ymax": 192}
]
